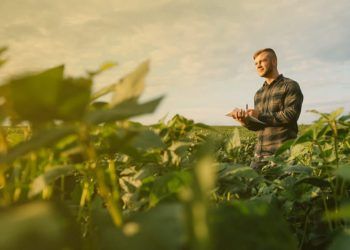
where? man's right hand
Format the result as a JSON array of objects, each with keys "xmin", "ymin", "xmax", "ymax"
[{"xmin": 229, "ymin": 108, "xmax": 247, "ymax": 125}]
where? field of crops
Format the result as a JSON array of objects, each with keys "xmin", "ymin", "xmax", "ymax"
[{"xmin": 0, "ymin": 48, "xmax": 350, "ymax": 250}]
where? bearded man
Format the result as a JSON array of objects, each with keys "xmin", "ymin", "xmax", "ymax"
[{"xmin": 232, "ymin": 48, "xmax": 304, "ymax": 170}]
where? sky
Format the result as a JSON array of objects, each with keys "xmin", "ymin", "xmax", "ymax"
[{"xmin": 0, "ymin": 0, "xmax": 349, "ymax": 125}]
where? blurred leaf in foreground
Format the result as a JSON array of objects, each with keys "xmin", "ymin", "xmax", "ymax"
[
  {"xmin": 85, "ymin": 96, "xmax": 163, "ymax": 124},
  {"xmin": 0, "ymin": 46, "xmax": 8, "ymax": 68},
  {"xmin": 0, "ymin": 65, "xmax": 91, "ymax": 123},
  {"xmin": 0, "ymin": 201, "xmax": 81, "ymax": 250},
  {"xmin": 210, "ymin": 201, "xmax": 298, "ymax": 250},
  {"xmin": 111, "ymin": 60, "xmax": 149, "ymax": 106}
]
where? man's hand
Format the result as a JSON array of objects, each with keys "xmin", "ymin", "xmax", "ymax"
[
  {"xmin": 229, "ymin": 108, "xmax": 247, "ymax": 125},
  {"xmin": 246, "ymin": 109, "xmax": 260, "ymax": 118},
  {"xmin": 228, "ymin": 108, "xmax": 261, "ymax": 125}
]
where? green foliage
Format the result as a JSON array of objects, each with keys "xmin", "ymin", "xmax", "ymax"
[
  {"xmin": 85, "ymin": 97, "xmax": 164, "ymax": 124},
  {"xmin": 210, "ymin": 201, "xmax": 298, "ymax": 250},
  {"xmin": 0, "ymin": 66, "xmax": 92, "ymax": 123},
  {"xmin": 0, "ymin": 201, "xmax": 81, "ymax": 250},
  {"xmin": 29, "ymin": 165, "xmax": 75, "ymax": 197},
  {"xmin": 0, "ymin": 49, "xmax": 350, "ymax": 249},
  {"xmin": 0, "ymin": 126, "xmax": 76, "ymax": 165}
]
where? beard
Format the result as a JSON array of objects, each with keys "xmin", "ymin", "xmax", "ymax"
[{"xmin": 260, "ymin": 65, "xmax": 273, "ymax": 77}]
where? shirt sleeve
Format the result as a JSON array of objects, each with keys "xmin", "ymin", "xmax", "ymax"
[
  {"xmin": 243, "ymin": 92, "xmax": 265, "ymax": 131},
  {"xmin": 258, "ymin": 81, "xmax": 303, "ymax": 126}
]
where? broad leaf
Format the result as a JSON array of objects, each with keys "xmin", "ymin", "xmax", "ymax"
[
  {"xmin": 295, "ymin": 177, "xmax": 331, "ymax": 188},
  {"xmin": 210, "ymin": 201, "xmax": 298, "ymax": 250},
  {"xmin": 93, "ymin": 203, "xmax": 185, "ymax": 250},
  {"xmin": 111, "ymin": 61, "xmax": 149, "ymax": 106},
  {"xmin": 29, "ymin": 165, "xmax": 75, "ymax": 197},
  {"xmin": 149, "ymin": 171, "xmax": 191, "ymax": 207},
  {"xmin": 4, "ymin": 65, "xmax": 64, "ymax": 122},
  {"xmin": 56, "ymin": 77, "xmax": 92, "ymax": 120},
  {"xmin": 85, "ymin": 96, "xmax": 163, "ymax": 124},
  {"xmin": 335, "ymin": 165, "xmax": 350, "ymax": 181},
  {"xmin": 328, "ymin": 231, "xmax": 350, "ymax": 250},
  {"xmin": 275, "ymin": 139, "xmax": 294, "ymax": 157},
  {"xmin": 225, "ymin": 128, "xmax": 241, "ymax": 151},
  {"xmin": 91, "ymin": 83, "xmax": 116, "ymax": 101},
  {"xmin": 294, "ymin": 129, "xmax": 313, "ymax": 144},
  {"xmin": 1, "ymin": 65, "xmax": 92, "ymax": 122},
  {"xmin": 130, "ymin": 129, "xmax": 165, "ymax": 150},
  {"xmin": 0, "ymin": 201, "xmax": 80, "ymax": 250}
]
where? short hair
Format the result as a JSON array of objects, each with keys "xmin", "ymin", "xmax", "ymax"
[{"xmin": 253, "ymin": 48, "xmax": 277, "ymax": 61}]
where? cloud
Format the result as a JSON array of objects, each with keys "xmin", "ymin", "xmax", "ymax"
[{"xmin": 0, "ymin": 0, "xmax": 349, "ymax": 125}]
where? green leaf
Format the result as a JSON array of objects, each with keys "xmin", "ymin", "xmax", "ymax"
[
  {"xmin": 274, "ymin": 127, "xmax": 313, "ymax": 158},
  {"xmin": 0, "ymin": 201, "xmax": 81, "ymax": 250},
  {"xmin": 295, "ymin": 177, "xmax": 331, "ymax": 188},
  {"xmin": 4, "ymin": 65, "xmax": 64, "ymax": 122},
  {"xmin": 194, "ymin": 155, "xmax": 217, "ymax": 195},
  {"xmin": 328, "ymin": 231, "xmax": 350, "ymax": 250},
  {"xmin": 169, "ymin": 141, "xmax": 191, "ymax": 157},
  {"xmin": 225, "ymin": 128, "xmax": 241, "ymax": 151},
  {"xmin": 275, "ymin": 139, "xmax": 294, "ymax": 157},
  {"xmin": 339, "ymin": 114, "xmax": 350, "ymax": 123},
  {"xmin": 93, "ymin": 203, "xmax": 185, "ymax": 250},
  {"xmin": 325, "ymin": 204, "xmax": 350, "ymax": 220},
  {"xmin": 283, "ymin": 165, "xmax": 312, "ymax": 175},
  {"xmin": 290, "ymin": 143, "xmax": 309, "ymax": 159},
  {"xmin": 210, "ymin": 201, "xmax": 298, "ymax": 250},
  {"xmin": 87, "ymin": 61, "xmax": 118, "ymax": 77},
  {"xmin": 149, "ymin": 171, "xmax": 191, "ymax": 207},
  {"xmin": 294, "ymin": 129, "xmax": 313, "ymax": 144},
  {"xmin": 226, "ymin": 166, "xmax": 259, "ymax": 179},
  {"xmin": 56, "ymin": 77, "xmax": 92, "ymax": 120},
  {"xmin": 0, "ymin": 46, "xmax": 8, "ymax": 68},
  {"xmin": 91, "ymin": 83, "xmax": 117, "ymax": 101},
  {"xmin": 130, "ymin": 129, "xmax": 165, "ymax": 150},
  {"xmin": 2, "ymin": 65, "xmax": 92, "ymax": 122},
  {"xmin": 308, "ymin": 108, "xmax": 344, "ymax": 122},
  {"xmin": 0, "ymin": 126, "xmax": 76, "ymax": 165},
  {"xmin": 29, "ymin": 165, "xmax": 75, "ymax": 197},
  {"xmin": 111, "ymin": 60, "xmax": 149, "ymax": 106},
  {"xmin": 328, "ymin": 107, "xmax": 344, "ymax": 120},
  {"xmin": 85, "ymin": 96, "xmax": 163, "ymax": 124},
  {"xmin": 335, "ymin": 165, "xmax": 350, "ymax": 181}
]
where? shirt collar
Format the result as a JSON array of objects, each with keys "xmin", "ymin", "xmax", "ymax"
[{"xmin": 263, "ymin": 74, "xmax": 283, "ymax": 87}]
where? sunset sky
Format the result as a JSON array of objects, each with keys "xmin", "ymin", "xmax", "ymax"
[{"xmin": 1, "ymin": 0, "xmax": 349, "ymax": 125}]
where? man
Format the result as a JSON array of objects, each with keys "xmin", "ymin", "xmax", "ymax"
[{"xmin": 232, "ymin": 48, "xmax": 303, "ymax": 170}]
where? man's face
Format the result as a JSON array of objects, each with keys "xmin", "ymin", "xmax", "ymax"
[{"xmin": 254, "ymin": 52, "xmax": 276, "ymax": 77}]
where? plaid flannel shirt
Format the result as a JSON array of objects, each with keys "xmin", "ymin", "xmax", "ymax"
[{"xmin": 244, "ymin": 74, "xmax": 303, "ymax": 156}]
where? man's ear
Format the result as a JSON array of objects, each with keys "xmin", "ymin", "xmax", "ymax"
[{"xmin": 272, "ymin": 58, "xmax": 278, "ymax": 68}]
